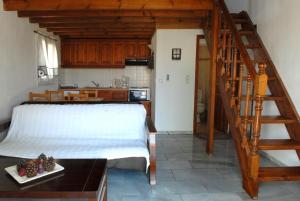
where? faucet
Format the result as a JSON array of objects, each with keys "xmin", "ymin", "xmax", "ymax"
[{"xmin": 91, "ymin": 81, "xmax": 100, "ymax": 88}]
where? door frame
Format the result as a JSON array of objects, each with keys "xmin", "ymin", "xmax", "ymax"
[{"xmin": 193, "ymin": 35, "xmax": 206, "ymax": 134}]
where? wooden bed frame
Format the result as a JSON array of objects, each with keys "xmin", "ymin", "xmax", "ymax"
[{"xmin": 0, "ymin": 101, "xmax": 157, "ymax": 185}]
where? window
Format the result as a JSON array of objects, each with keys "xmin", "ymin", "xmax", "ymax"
[{"xmin": 36, "ymin": 34, "xmax": 58, "ymax": 85}]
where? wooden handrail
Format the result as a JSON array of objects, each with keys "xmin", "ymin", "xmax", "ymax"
[{"xmin": 217, "ymin": 0, "xmax": 257, "ymax": 78}]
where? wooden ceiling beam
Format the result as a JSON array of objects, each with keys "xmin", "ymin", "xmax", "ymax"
[
  {"xmin": 30, "ymin": 16, "xmax": 204, "ymax": 24},
  {"xmin": 61, "ymin": 35, "xmax": 151, "ymax": 39},
  {"xmin": 4, "ymin": 0, "xmax": 213, "ymax": 11},
  {"xmin": 48, "ymin": 28, "xmax": 155, "ymax": 33},
  {"xmin": 39, "ymin": 23, "xmax": 156, "ymax": 28},
  {"xmin": 18, "ymin": 10, "xmax": 208, "ymax": 18},
  {"xmin": 156, "ymin": 22, "xmax": 203, "ymax": 29},
  {"xmin": 56, "ymin": 31, "xmax": 154, "ymax": 36}
]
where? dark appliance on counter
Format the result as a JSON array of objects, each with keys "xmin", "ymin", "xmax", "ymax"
[
  {"xmin": 129, "ymin": 88, "xmax": 151, "ymax": 101},
  {"xmin": 125, "ymin": 59, "xmax": 149, "ymax": 66}
]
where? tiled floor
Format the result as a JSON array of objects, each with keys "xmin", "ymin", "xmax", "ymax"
[
  {"xmin": 108, "ymin": 134, "xmax": 300, "ymax": 201},
  {"xmin": 1, "ymin": 134, "xmax": 299, "ymax": 201}
]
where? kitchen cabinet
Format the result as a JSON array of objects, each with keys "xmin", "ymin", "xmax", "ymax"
[
  {"xmin": 112, "ymin": 90, "xmax": 128, "ymax": 101},
  {"xmin": 137, "ymin": 41, "xmax": 150, "ymax": 59},
  {"xmin": 74, "ymin": 42, "xmax": 86, "ymax": 65},
  {"xmin": 86, "ymin": 41, "xmax": 99, "ymax": 65},
  {"xmin": 61, "ymin": 39, "xmax": 150, "ymax": 68},
  {"xmin": 97, "ymin": 89, "xmax": 128, "ymax": 101},
  {"xmin": 125, "ymin": 41, "xmax": 137, "ymax": 58},
  {"xmin": 61, "ymin": 41, "xmax": 76, "ymax": 65},
  {"xmin": 99, "ymin": 41, "xmax": 113, "ymax": 65},
  {"xmin": 113, "ymin": 41, "xmax": 125, "ymax": 65}
]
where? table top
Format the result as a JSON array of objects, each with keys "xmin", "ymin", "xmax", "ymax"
[{"xmin": 0, "ymin": 158, "xmax": 107, "ymax": 199}]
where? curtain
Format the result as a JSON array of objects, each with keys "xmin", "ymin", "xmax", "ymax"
[{"xmin": 37, "ymin": 34, "xmax": 58, "ymax": 79}]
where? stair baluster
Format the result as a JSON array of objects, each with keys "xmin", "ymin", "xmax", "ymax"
[
  {"xmin": 230, "ymin": 47, "xmax": 238, "ymax": 107},
  {"xmin": 249, "ymin": 64, "xmax": 268, "ymax": 179}
]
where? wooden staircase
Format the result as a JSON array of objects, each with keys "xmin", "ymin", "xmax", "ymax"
[{"xmin": 207, "ymin": 0, "xmax": 300, "ymax": 198}]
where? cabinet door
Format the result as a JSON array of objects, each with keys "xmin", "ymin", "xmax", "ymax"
[
  {"xmin": 137, "ymin": 41, "xmax": 150, "ymax": 59},
  {"xmin": 111, "ymin": 91, "xmax": 128, "ymax": 101},
  {"xmin": 98, "ymin": 90, "xmax": 112, "ymax": 101},
  {"xmin": 113, "ymin": 41, "xmax": 125, "ymax": 66},
  {"xmin": 61, "ymin": 41, "xmax": 76, "ymax": 66},
  {"xmin": 125, "ymin": 41, "xmax": 137, "ymax": 58},
  {"xmin": 86, "ymin": 41, "xmax": 100, "ymax": 65},
  {"xmin": 75, "ymin": 42, "xmax": 87, "ymax": 65},
  {"xmin": 99, "ymin": 42, "xmax": 113, "ymax": 65}
]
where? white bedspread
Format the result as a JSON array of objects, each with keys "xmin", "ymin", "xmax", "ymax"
[{"xmin": 0, "ymin": 104, "xmax": 149, "ymax": 168}]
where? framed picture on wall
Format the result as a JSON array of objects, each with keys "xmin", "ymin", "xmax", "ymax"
[{"xmin": 172, "ymin": 48, "xmax": 181, "ymax": 60}]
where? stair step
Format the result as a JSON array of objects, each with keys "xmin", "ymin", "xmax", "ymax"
[
  {"xmin": 235, "ymin": 95, "xmax": 285, "ymax": 101},
  {"xmin": 258, "ymin": 139, "xmax": 300, "ymax": 150},
  {"xmin": 239, "ymin": 30, "xmax": 255, "ymax": 35},
  {"xmin": 241, "ymin": 116, "xmax": 296, "ymax": 124},
  {"xmin": 258, "ymin": 167, "xmax": 300, "ymax": 182},
  {"xmin": 233, "ymin": 18, "xmax": 248, "ymax": 23},
  {"xmin": 244, "ymin": 44, "xmax": 261, "ymax": 49}
]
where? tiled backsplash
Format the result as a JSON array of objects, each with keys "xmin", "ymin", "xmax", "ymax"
[{"xmin": 59, "ymin": 66, "xmax": 152, "ymax": 88}]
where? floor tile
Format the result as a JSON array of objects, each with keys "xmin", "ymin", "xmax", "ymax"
[{"xmin": 181, "ymin": 193, "xmax": 244, "ymax": 201}]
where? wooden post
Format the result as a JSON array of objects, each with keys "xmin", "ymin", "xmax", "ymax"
[
  {"xmin": 230, "ymin": 47, "xmax": 238, "ymax": 107},
  {"xmin": 206, "ymin": 4, "xmax": 221, "ymax": 154},
  {"xmin": 236, "ymin": 63, "xmax": 244, "ymax": 127},
  {"xmin": 249, "ymin": 63, "xmax": 268, "ymax": 179},
  {"xmin": 225, "ymin": 33, "xmax": 232, "ymax": 91},
  {"xmin": 241, "ymin": 74, "xmax": 252, "ymax": 156}
]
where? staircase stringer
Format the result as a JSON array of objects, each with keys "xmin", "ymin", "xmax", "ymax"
[{"xmin": 217, "ymin": 75, "xmax": 258, "ymax": 198}]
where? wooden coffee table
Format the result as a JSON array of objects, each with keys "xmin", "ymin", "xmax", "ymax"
[{"xmin": 0, "ymin": 158, "xmax": 107, "ymax": 201}]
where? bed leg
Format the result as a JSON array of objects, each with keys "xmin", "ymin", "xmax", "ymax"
[{"xmin": 149, "ymin": 134, "xmax": 156, "ymax": 185}]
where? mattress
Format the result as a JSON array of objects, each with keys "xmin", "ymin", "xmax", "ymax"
[{"xmin": 0, "ymin": 104, "xmax": 150, "ymax": 168}]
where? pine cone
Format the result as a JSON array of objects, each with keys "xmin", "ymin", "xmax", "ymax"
[
  {"xmin": 43, "ymin": 157, "xmax": 55, "ymax": 172},
  {"xmin": 38, "ymin": 153, "xmax": 47, "ymax": 161},
  {"xmin": 16, "ymin": 159, "xmax": 26, "ymax": 172},
  {"xmin": 26, "ymin": 160, "xmax": 38, "ymax": 178}
]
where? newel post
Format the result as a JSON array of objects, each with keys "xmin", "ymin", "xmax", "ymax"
[{"xmin": 249, "ymin": 63, "xmax": 268, "ymax": 179}]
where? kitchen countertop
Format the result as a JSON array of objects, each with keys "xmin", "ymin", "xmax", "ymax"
[{"xmin": 60, "ymin": 87, "xmax": 129, "ymax": 91}]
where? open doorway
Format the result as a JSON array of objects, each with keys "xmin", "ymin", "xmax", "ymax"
[
  {"xmin": 193, "ymin": 35, "xmax": 229, "ymax": 138},
  {"xmin": 193, "ymin": 35, "xmax": 209, "ymax": 136}
]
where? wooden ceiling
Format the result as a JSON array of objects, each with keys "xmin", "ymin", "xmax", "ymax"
[{"xmin": 3, "ymin": 0, "xmax": 213, "ymax": 39}]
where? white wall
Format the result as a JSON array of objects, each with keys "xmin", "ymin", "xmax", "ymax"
[
  {"xmin": 249, "ymin": 0, "xmax": 300, "ymax": 165},
  {"xmin": 154, "ymin": 29, "xmax": 202, "ymax": 132},
  {"xmin": 225, "ymin": 0, "xmax": 249, "ymax": 12},
  {"xmin": 0, "ymin": 2, "xmax": 56, "ymax": 121}
]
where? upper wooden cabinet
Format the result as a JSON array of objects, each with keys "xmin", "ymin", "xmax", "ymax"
[
  {"xmin": 137, "ymin": 41, "xmax": 151, "ymax": 59},
  {"xmin": 61, "ymin": 39, "xmax": 150, "ymax": 68},
  {"xmin": 113, "ymin": 41, "xmax": 125, "ymax": 66},
  {"xmin": 99, "ymin": 41, "xmax": 113, "ymax": 66},
  {"xmin": 86, "ymin": 41, "xmax": 99, "ymax": 65},
  {"xmin": 61, "ymin": 41, "xmax": 76, "ymax": 66},
  {"xmin": 74, "ymin": 41, "xmax": 86, "ymax": 65},
  {"xmin": 125, "ymin": 41, "xmax": 138, "ymax": 59}
]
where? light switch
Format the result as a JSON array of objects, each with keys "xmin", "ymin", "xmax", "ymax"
[
  {"xmin": 185, "ymin": 75, "xmax": 190, "ymax": 84},
  {"xmin": 166, "ymin": 74, "xmax": 170, "ymax": 81}
]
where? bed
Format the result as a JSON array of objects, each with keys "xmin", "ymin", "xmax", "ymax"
[{"xmin": 0, "ymin": 103, "xmax": 156, "ymax": 185}]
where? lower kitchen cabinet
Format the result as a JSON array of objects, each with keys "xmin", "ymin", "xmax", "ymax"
[{"xmin": 97, "ymin": 89, "xmax": 128, "ymax": 101}]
